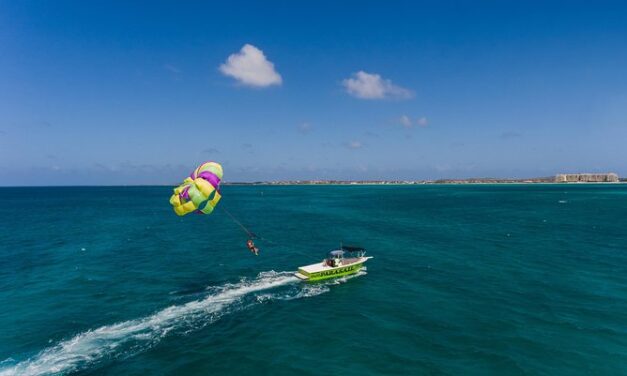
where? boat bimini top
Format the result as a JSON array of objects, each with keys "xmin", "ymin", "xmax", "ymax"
[{"xmin": 330, "ymin": 245, "xmax": 367, "ymax": 258}]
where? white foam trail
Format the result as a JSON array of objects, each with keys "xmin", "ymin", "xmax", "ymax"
[
  {"xmin": 257, "ymin": 269, "xmax": 367, "ymax": 302},
  {"xmin": 0, "ymin": 271, "xmax": 299, "ymax": 376}
]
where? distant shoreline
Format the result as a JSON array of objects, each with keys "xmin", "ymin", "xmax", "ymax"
[
  {"xmin": 1, "ymin": 182, "xmax": 626, "ymax": 188},
  {"xmin": 224, "ymin": 180, "xmax": 627, "ymax": 186},
  {"xmin": 227, "ymin": 173, "xmax": 624, "ymax": 185},
  {"xmin": 1, "ymin": 175, "xmax": 624, "ymax": 188}
]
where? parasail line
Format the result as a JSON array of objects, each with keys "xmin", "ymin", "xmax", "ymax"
[{"xmin": 220, "ymin": 206, "xmax": 256, "ymax": 239}]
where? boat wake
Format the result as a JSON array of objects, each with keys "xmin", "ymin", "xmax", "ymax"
[{"xmin": 0, "ymin": 270, "xmax": 363, "ymax": 376}]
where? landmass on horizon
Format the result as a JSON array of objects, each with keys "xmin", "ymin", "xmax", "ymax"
[{"xmin": 225, "ymin": 173, "xmax": 623, "ymax": 185}]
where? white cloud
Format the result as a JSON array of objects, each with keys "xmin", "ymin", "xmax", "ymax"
[
  {"xmin": 398, "ymin": 115, "xmax": 428, "ymax": 129},
  {"xmin": 342, "ymin": 71, "xmax": 412, "ymax": 100},
  {"xmin": 298, "ymin": 122, "xmax": 312, "ymax": 134},
  {"xmin": 346, "ymin": 140, "xmax": 363, "ymax": 149},
  {"xmin": 203, "ymin": 147, "xmax": 219, "ymax": 154},
  {"xmin": 399, "ymin": 115, "xmax": 412, "ymax": 128},
  {"xmin": 500, "ymin": 131, "xmax": 522, "ymax": 139},
  {"xmin": 164, "ymin": 64, "xmax": 181, "ymax": 74},
  {"xmin": 219, "ymin": 44, "xmax": 282, "ymax": 87}
]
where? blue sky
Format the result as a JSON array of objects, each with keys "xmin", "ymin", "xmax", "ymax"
[{"xmin": 1, "ymin": 1, "xmax": 626, "ymax": 185}]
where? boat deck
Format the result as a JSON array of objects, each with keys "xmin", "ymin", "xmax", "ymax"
[{"xmin": 299, "ymin": 257, "xmax": 364, "ymax": 273}]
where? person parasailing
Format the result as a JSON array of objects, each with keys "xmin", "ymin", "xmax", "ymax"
[
  {"xmin": 246, "ymin": 239, "xmax": 259, "ymax": 256},
  {"xmin": 170, "ymin": 161, "xmax": 263, "ymax": 257}
]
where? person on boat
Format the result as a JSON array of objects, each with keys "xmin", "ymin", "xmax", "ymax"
[
  {"xmin": 246, "ymin": 239, "xmax": 259, "ymax": 255},
  {"xmin": 324, "ymin": 256, "xmax": 339, "ymax": 267}
]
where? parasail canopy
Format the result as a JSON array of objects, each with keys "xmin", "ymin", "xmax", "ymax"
[{"xmin": 169, "ymin": 161, "xmax": 223, "ymax": 216}]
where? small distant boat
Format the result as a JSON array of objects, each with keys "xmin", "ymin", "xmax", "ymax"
[{"xmin": 294, "ymin": 245, "xmax": 373, "ymax": 282}]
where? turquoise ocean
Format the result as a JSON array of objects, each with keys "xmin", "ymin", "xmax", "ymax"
[{"xmin": 1, "ymin": 184, "xmax": 627, "ymax": 375}]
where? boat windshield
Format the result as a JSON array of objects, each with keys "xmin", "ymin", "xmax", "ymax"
[{"xmin": 328, "ymin": 250, "xmax": 344, "ymax": 258}]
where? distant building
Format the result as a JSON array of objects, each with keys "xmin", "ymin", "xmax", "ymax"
[{"xmin": 555, "ymin": 173, "xmax": 619, "ymax": 183}]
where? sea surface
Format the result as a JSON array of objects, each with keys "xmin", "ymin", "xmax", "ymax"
[{"xmin": 1, "ymin": 184, "xmax": 627, "ymax": 375}]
